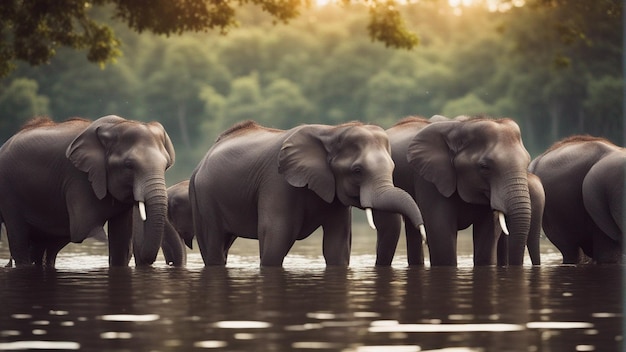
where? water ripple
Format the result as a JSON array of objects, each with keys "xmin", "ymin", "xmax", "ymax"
[{"xmin": 0, "ymin": 341, "xmax": 80, "ymax": 350}]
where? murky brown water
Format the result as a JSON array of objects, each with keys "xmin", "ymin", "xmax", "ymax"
[{"xmin": 0, "ymin": 226, "xmax": 623, "ymax": 352}]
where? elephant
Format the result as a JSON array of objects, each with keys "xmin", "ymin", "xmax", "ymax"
[
  {"xmin": 189, "ymin": 120, "xmax": 425, "ymax": 266},
  {"xmin": 529, "ymin": 135, "xmax": 624, "ymax": 264},
  {"xmin": 0, "ymin": 115, "xmax": 175, "ymax": 267},
  {"xmin": 374, "ymin": 115, "xmax": 533, "ymax": 266},
  {"xmin": 160, "ymin": 180, "xmax": 193, "ymax": 266}
]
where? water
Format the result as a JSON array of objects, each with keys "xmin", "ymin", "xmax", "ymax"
[{"xmin": 0, "ymin": 227, "xmax": 623, "ymax": 352}]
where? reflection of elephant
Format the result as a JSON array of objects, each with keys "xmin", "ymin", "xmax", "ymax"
[
  {"xmin": 0, "ymin": 116, "xmax": 175, "ymax": 267},
  {"xmin": 529, "ymin": 135, "xmax": 624, "ymax": 264},
  {"xmin": 497, "ymin": 172, "xmax": 544, "ymax": 265},
  {"xmin": 161, "ymin": 180, "xmax": 193, "ymax": 266},
  {"xmin": 190, "ymin": 120, "xmax": 424, "ymax": 266},
  {"xmin": 375, "ymin": 116, "xmax": 532, "ymax": 266}
]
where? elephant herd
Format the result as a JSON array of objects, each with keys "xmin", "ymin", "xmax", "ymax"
[{"xmin": 0, "ymin": 114, "xmax": 623, "ymax": 268}]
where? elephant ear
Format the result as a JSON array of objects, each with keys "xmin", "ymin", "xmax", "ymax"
[
  {"xmin": 147, "ymin": 121, "xmax": 176, "ymax": 169},
  {"xmin": 66, "ymin": 115, "xmax": 126, "ymax": 200},
  {"xmin": 278, "ymin": 125, "xmax": 335, "ymax": 203},
  {"xmin": 407, "ymin": 121, "xmax": 459, "ymax": 197}
]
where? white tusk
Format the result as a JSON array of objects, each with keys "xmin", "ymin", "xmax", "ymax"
[
  {"xmin": 366, "ymin": 208, "xmax": 376, "ymax": 230},
  {"xmin": 138, "ymin": 201, "xmax": 147, "ymax": 222},
  {"xmin": 497, "ymin": 211, "xmax": 509, "ymax": 235},
  {"xmin": 419, "ymin": 224, "xmax": 427, "ymax": 243}
]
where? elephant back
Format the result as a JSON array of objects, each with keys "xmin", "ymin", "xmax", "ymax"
[{"xmin": 0, "ymin": 118, "xmax": 90, "ymax": 167}]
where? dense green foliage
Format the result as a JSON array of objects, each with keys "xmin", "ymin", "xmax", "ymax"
[
  {"xmin": 0, "ymin": 1, "xmax": 622, "ymax": 183},
  {"xmin": 0, "ymin": 0, "xmax": 416, "ymax": 77}
]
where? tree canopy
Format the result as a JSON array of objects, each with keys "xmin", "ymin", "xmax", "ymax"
[
  {"xmin": 0, "ymin": 0, "xmax": 622, "ymax": 182},
  {"xmin": 0, "ymin": 0, "xmax": 418, "ymax": 77}
]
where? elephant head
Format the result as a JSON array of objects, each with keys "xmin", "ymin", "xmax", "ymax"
[
  {"xmin": 66, "ymin": 115, "xmax": 175, "ymax": 265},
  {"xmin": 408, "ymin": 118, "xmax": 532, "ymax": 264},
  {"xmin": 167, "ymin": 180, "xmax": 194, "ymax": 249},
  {"xmin": 278, "ymin": 122, "xmax": 424, "ymax": 231}
]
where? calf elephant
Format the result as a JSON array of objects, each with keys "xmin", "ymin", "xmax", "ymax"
[
  {"xmin": 529, "ymin": 135, "xmax": 624, "ymax": 264},
  {"xmin": 0, "ymin": 115, "xmax": 175, "ymax": 267},
  {"xmin": 374, "ymin": 116, "xmax": 533, "ymax": 266},
  {"xmin": 161, "ymin": 180, "xmax": 193, "ymax": 266},
  {"xmin": 190, "ymin": 120, "xmax": 425, "ymax": 266}
]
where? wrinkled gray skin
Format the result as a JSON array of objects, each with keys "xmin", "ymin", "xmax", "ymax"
[
  {"xmin": 161, "ymin": 180, "xmax": 193, "ymax": 266},
  {"xmin": 529, "ymin": 135, "xmax": 624, "ymax": 264},
  {"xmin": 0, "ymin": 115, "xmax": 175, "ymax": 267},
  {"xmin": 374, "ymin": 116, "xmax": 532, "ymax": 266},
  {"xmin": 190, "ymin": 120, "xmax": 424, "ymax": 266},
  {"xmin": 496, "ymin": 172, "xmax": 544, "ymax": 265}
]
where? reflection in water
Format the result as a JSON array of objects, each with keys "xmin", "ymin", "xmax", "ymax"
[
  {"xmin": 0, "ymin": 236, "xmax": 623, "ymax": 351},
  {"xmin": 1, "ymin": 263, "xmax": 622, "ymax": 351}
]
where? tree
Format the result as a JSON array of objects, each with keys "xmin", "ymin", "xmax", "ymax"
[
  {"xmin": 0, "ymin": 78, "xmax": 50, "ymax": 142},
  {"xmin": 495, "ymin": 0, "xmax": 622, "ymax": 150},
  {"xmin": 260, "ymin": 79, "xmax": 316, "ymax": 128},
  {"xmin": 198, "ymin": 85, "xmax": 227, "ymax": 143},
  {"xmin": 441, "ymin": 93, "xmax": 492, "ymax": 118},
  {"xmin": 0, "ymin": 0, "xmax": 418, "ymax": 77},
  {"xmin": 220, "ymin": 74, "xmax": 264, "ymax": 131},
  {"xmin": 141, "ymin": 38, "xmax": 231, "ymax": 148},
  {"xmin": 363, "ymin": 71, "xmax": 418, "ymax": 122},
  {"xmin": 583, "ymin": 75, "xmax": 623, "ymax": 142},
  {"xmin": 47, "ymin": 49, "xmax": 140, "ymax": 120},
  {"xmin": 1, "ymin": 0, "xmax": 621, "ymax": 164}
]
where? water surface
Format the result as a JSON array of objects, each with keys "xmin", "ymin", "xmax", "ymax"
[{"xmin": 0, "ymin": 228, "xmax": 623, "ymax": 351}]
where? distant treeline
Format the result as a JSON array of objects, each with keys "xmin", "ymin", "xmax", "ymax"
[{"xmin": 0, "ymin": 1, "xmax": 621, "ymax": 182}]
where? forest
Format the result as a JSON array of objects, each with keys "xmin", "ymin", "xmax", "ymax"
[{"xmin": 0, "ymin": 0, "xmax": 622, "ymax": 183}]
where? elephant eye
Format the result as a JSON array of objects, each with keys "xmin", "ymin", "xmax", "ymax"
[
  {"xmin": 352, "ymin": 165, "xmax": 363, "ymax": 176},
  {"xmin": 123, "ymin": 159, "xmax": 135, "ymax": 169},
  {"xmin": 478, "ymin": 160, "xmax": 490, "ymax": 172}
]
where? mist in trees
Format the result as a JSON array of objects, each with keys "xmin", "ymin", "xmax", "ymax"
[{"xmin": 0, "ymin": 1, "xmax": 622, "ymax": 182}]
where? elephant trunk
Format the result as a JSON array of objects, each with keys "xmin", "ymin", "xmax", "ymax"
[
  {"xmin": 498, "ymin": 174, "xmax": 532, "ymax": 266},
  {"xmin": 362, "ymin": 185, "xmax": 424, "ymax": 230},
  {"xmin": 134, "ymin": 176, "xmax": 168, "ymax": 265}
]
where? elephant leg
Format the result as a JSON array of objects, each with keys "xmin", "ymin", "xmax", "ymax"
[
  {"xmin": 427, "ymin": 230, "xmax": 458, "ymax": 266},
  {"xmin": 373, "ymin": 211, "xmax": 401, "ymax": 266},
  {"xmin": 5, "ymin": 217, "xmax": 34, "ymax": 266},
  {"xmin": 197, "ymin": 221, "xmax": 234, "ymax": 265},
  {"xmin": 417, "ymin": 182, "xmax": 458, "ymax": 266},
  {"xmin": 42, "ymin": 237, "xmax": 70, "ymax": 268},
  {"xmin": 258, "ymin": 225, "xmax": 295, "ymax": 267},
  {"xmin": 405, "ymin": 216, "xmax": 424, "ymax": 266},
  {"xmin": 557, "ymin": 233, "xmax": 588, "ymax": 264},
  {"xmin": 30, "ymin": 240, "xmax": 46, "ymax": 266},
  {"xmin": 559, "ymin": 246, "xmax": 583, "ymax": 264},
  {"xmin": 193, "ymin": 198, "xmax": 228, "ymax": 265},
  {"xmin": 223, "ymin": 234, "xmax": 237, "ymax": 262},
  {"xmin": 542, "ymin": 217, "xmax": 582, "ymax": 264},
  {"xmin": 592, "ymin": 231, "xmax": 622, "ymax": 264},
  {"xmin": 321, "ymin": 206, "xmax": 351, "ymax": 266},
  {"xmin": 473, "ymin": 212, "xmax": 498, "ymax": 266},
  {"xmin": 197, "ymin": 228, "xmax": 228, "ymax": 265},
  {"xmin": 497, "ymin": 234, "xmax": 508, "ymax": 266},
  {"xmin": 108, "ymin": 209, "xmax": 133, "ymax": 266},
  {"xmin": 526, "ymin": 230, "xmax": 541, "ymax": 265},
  {"xmin": 29, "ymin": 232, "xmax": 69, "ymax": 268}
]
